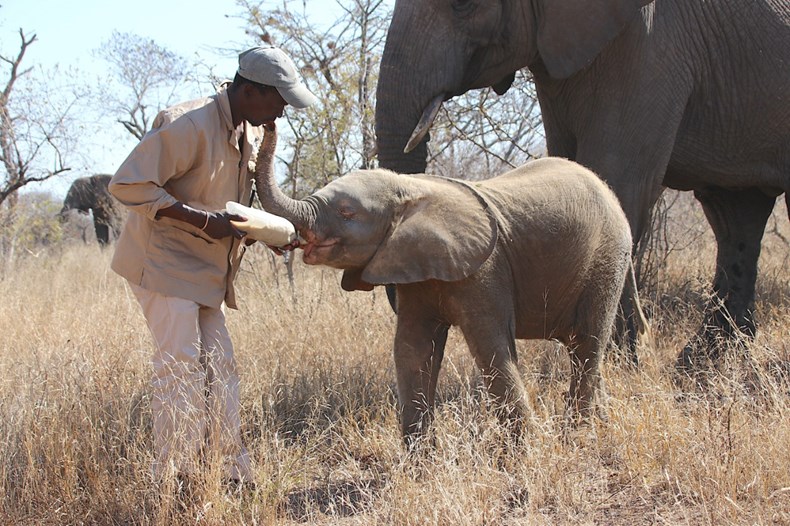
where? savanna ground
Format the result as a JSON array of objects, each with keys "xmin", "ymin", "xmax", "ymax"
[{"xmin": 1, "ymin": 192, "xmax": 790, "ymax": 525}]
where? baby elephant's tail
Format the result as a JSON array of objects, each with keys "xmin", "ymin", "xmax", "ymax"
[
  {"xmin": 627, "ymin": 260, "xmax": 650, "ymax": 341},
  {"xmin": 620, "ymin": 258, "xmax": 652, "ymax": 365}
]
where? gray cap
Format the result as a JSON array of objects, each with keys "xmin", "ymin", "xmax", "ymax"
[{"xmin": 237, "ymin": 46, "xmax": 317, "ymax": 109}]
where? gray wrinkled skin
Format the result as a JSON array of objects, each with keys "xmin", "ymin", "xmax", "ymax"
[
  {"xmin": 375, "ymin": 0, "xmax": 790, "ymax": 367},
  {"xmin": 255, "ymin": 128, "xmax": 633, "ymax": 445}
]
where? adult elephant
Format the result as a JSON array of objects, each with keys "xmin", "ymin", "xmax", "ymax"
[
  {"xmin": 374, "ymin": 0, "xmax": 790, "ymax": 369},
  {"xmin": 59, "ymin": 174, "xmax": 122, "ymax": 247}
]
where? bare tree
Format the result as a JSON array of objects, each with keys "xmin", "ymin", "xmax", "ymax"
[
  {"xmin": 95, "ymin": 31, "xmax": 197, "ymax": 140},
  {"xmin": 236, "ymin": 0, "xmax": 390, "ymax": 195},
  {"xmin": 234, "ymin": 0, "xmax": 545, "ymax": 194},
  {"xmin": 428, "ymin": 70, "xmax": 545, "ymax": 180},
  {"xmin": 0, "ymin": 29, "xmax": 78, "ymax": 208}
]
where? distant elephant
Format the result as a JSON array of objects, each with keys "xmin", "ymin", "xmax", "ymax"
[
  {"xmin": 59, "ymin": 174, "xmax": 122, "ymax": 247},
  {"xmin": 374, "ymin": 0, "xmax": 790, "ymax": 368},
  {"xmin": 254, "ymin": 126, "xmax": 633, "ymax": 445}
]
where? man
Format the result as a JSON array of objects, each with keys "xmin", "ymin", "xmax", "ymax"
[{"xmin": 109, "ymin": 46, "xmax": 316, "ymax": 487}]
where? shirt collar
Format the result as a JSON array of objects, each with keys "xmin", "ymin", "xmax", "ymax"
[
  {"xmin": 215, "ymin": 83, "xmax": 235, "ymax": 134},
  {"xmin": 215, "ymin": 83, "xmax": 252, "ymax": 150}
]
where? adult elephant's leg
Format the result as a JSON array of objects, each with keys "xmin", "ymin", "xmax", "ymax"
[
  {"xmin": 679, "ymin": 186, "xmax": 776, "ymax": 368},
  {"xmin": 569, "ymin": 95, "xmax": 684, "ymax": 365},
  {"xmin": 94, "ymin": 220, "xmax": 110, "ymax": 247},
  {"xmin": 575, "ymin": 161, "xmax": 666, "ymax": 366},
  {"xmin": 392, "ymin": 305, "xmax": 448, "ymax": 448},
  {"xmin": 93, "ymin": 209, "xmax": 113, "ymax": 246}
]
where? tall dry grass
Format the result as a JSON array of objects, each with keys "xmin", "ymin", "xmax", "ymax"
[{"xmin": 1, "ymin": 194, "xmax": 789, "ymax": 525}]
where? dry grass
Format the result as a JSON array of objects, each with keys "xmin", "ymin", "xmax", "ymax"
[{"xmin": 1, "ymin": 195, "xmax": 789, "ymax": 525}]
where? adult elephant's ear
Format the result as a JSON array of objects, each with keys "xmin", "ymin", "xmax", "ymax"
[
  {"xmin": 537, "ymin": 0, "xmax": 652, "ymax": 79},
  {"xmin": 361, "ymin": 177, "xmax": 497, "ymax": 285}
]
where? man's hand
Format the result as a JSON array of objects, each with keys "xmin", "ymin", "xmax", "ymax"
[
  {"xmin": 156, "ymin": 202, "xmax": 242, "ymax": 239},
  {"xmin": 203, "ymin": 210, "xmax": 247, "ymax": 240}
]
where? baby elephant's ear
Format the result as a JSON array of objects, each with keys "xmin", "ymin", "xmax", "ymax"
[
  {"xmin": 362, "ymin": 177, "xmax": 498, "ymax": 285},
  {"xmin": 341, "ymin": 268, "xmax": 374, "ymax": 292}
]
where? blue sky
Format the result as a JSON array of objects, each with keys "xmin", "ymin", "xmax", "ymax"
[
  {"xmin": 1, "ymin": 0, "xmax": 247, "ymax": 76},
  {"xmin": 0, "ymin": 0, "xmax": 343, "ymax": 196}
]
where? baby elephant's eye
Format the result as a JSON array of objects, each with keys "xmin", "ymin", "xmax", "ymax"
[{"xmin": 339, "ymin": 207, "xmax": 355, "ymax": 220}]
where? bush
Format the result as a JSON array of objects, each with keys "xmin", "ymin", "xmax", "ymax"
[{"xmin": 0, "ymin": 192, "xmax": 64, "ymax": 256}]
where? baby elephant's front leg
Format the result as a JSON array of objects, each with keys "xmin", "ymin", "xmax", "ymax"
[{"xmin": 393, "ymin": 320, "xmax": 448, "ymax": 449}]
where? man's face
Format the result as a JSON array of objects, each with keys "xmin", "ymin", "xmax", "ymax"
[{"xmin": 246, "ymin": 85, "xmax": 289, "ymax": 127}]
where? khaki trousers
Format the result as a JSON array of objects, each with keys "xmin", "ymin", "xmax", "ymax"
[{"xmin": 130, "ymin": 283, "xmax": 252, "ymax": 482}]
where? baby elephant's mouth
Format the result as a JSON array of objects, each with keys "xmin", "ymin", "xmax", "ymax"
[{"xmin": 301, "ymin": 238, "xmax": 338, "ymax": 264}]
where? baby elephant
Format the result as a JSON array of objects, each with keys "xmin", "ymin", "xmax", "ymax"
[{"xmin": 255, "ymin": 131, "xmax": 632, "ymax": 444}]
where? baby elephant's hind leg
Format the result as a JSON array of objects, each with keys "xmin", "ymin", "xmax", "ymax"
[
  {"xmin": 564, "ymin": 334, "xmax": 605, "ymax": 425},
  {"xmin": 466, "ymin": 335, "xmax": 532, "ymax": 432}
]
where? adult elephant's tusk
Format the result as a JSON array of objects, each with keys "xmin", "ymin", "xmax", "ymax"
[{"xmin": 403, "ymin": 94, "xmax": 444, "ymax": 154}]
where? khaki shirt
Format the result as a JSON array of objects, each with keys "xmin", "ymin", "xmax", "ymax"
[{"xmin": 109, "ymin": 86, "xmax": 263, "ymax": 309}]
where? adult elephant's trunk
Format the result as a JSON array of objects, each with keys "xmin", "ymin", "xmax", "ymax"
[
  {"xmin": 375, "ymin": 93, "xmax": 431, "ymax": 174},
  {"xmin": 253, "ymin": 126, "xmax": 316, "ymax": 230},
  {"xmin": 375, "ymin": 2, "xmax": 447, "ymax": 175}
]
